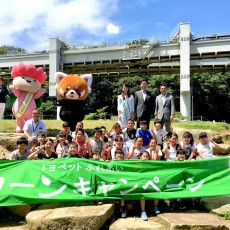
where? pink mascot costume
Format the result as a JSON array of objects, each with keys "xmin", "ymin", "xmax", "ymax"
[{"xmin": 9, "ymin": 62, "xmax": 47, "ymax": 133}]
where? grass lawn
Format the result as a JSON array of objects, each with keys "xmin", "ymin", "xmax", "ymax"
[{"xmin": 2, "ymin": 118, "xmax": 230, "ymax": 137}]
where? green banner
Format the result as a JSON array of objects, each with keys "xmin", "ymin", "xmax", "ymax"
[{"xmin": 0, "ymin": 157, "xmax": 229, "ymax": 206}]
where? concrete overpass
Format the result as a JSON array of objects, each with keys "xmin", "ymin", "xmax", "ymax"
[{"xmin": 0, "ymin": 22, "xmax": 230, "ymax": 119}]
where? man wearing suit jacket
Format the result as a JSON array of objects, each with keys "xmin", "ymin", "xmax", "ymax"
[
  {"xmin": 154, "ymin": 83, "xmax": 175, "ymax": 132},
  {"xmin": 134, "ymin": 79, "xmax": 154, "ymax": 129},
  {"xmin": 0, "ymin": 77, "xmax": 9, "ymax": 132}
]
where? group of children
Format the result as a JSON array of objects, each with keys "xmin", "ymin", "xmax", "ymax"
[{"xmin": 9, "ymin": 119, "xmax": 221, "ymax": 220}]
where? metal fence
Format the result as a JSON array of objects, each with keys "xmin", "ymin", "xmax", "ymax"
[{"xmin": 192, "ymin": 116, "xmax": 210, "ymax": 121}]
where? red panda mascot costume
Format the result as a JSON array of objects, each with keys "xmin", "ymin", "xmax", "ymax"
[{"xmin": 55, "ymin": 72, "xmax": 93, "ymax": 131}]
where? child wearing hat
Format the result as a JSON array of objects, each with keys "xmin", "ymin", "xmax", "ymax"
[{"xmin": 56, "ymin": 122, "xmax": 72, "ymax": 144}]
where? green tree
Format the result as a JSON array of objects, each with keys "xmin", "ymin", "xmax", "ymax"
[
  {"xmin": 0, "ymin": 46, "xmax": 27, "ymax": 54},
  {"xmin": 192, "ymin": 72, "xmax": 230, "ymax": 122},
  {"xmin": 39, "ymin": 81, "xmax": 57, "ymax": 119},
  {"xmin": 38, "ymin": 71, "xmax": 228, "ymax": 122},
  {"xmin": 90, "ymin": 76, "xmax": 118, "ymax": 115}
]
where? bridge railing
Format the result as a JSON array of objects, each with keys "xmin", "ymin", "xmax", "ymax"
[
  {"xmin": 192, "ymin": 116, "xmax": 210, "ymax": 121},
  {"xmin": 192, "ymin": 33, "xmax": 230, "ymax": 41},
  {"xmin": 122, "ymin": 50, "xmax": 144, "ymax": 59}
]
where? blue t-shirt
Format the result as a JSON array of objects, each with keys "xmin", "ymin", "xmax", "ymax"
[{"xmin": 136, "ymin": 128, "xmax": 153, "ymax": 146}]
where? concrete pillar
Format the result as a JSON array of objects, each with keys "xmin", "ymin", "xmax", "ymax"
[
  {"xmin": 49, "ymin": 38, "xmax": 62, "ymax": 119},
  {"xmin": 179, "ymin": 23, "xmax": 191, "ymax": 120}
]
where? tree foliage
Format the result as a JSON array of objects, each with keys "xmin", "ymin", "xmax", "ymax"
[
  {"xmin": 85, "ymin": 72, "xmax": 229, "ymax": 122},
  {"xmin": 13, "ymin": 68, "xmax": 229, "ymax": 122},
  {"xmin": 0, "ymin": 46, "xmax": 27, "ymax": 55},
  {"xmin": 192, "ymin": 72, "xmax": 230, "ymax": 122},
  {"xmin": 39, "ymin": 81, "xmax": 57, "ymax": 118}
]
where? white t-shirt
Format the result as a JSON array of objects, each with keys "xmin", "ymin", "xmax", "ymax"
[
  {"xmin": 56, "ymin": 143, "xmax": 68, "ymax": 158},
  {"xmin": 152, "ymin": 128, "xmax": 167, "ymax": 145},
  {"xmin": 196, "ymin": 141, "xmax": 215, "ymax": 159},
  {"xmin": 23, "ymin": 119, "xmax": 47, "ymax": 139},
  {"xmin": 111, "ymin": 145, "xmax": 128, "ymax": 159},
  {"xmin": 166, "ymin": 144, "xmax": 178, "ymax": 161},
  {"xmin": 129, "ymin": 146, "xmax": 146, "ymax": 159},
  {"xmin": 110, "ymin": 133, "xmax": 125, "ymax": 146},
  {"xmin": 146, "ymin": 148, "xmax": 163, "ymax": 158}
]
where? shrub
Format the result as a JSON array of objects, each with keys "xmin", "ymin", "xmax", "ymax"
[
  {"xmin": 224, "ymin": 211, "xmax": 230, "ymax": 220},
  {"xmin": 85, "ymin": 106, "xmax": 109, "ymax": 120}
]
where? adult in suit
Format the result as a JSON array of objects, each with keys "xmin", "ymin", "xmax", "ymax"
[
  {"xmin": 0, "ymin": 77, "xmax": 9, "ymax": 132},
  {"xmin": 134, "ymin": 79, "xmax": 154, "ymax": 129},
  {"xmin": 154, "ymin": 83, "xmax": 175, "ymax": 132}
]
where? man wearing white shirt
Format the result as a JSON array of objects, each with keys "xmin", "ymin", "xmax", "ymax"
[
  {"xmin": 134, "ymin": 79, "xmax": 154, "ymax": 129},
  {"xmin": 23, "ymin": 109, "xmax": 47, "ymax": 146},
  {"xmin": 154, "ymin": 83, "xmax": 175, "ymax": 132}
]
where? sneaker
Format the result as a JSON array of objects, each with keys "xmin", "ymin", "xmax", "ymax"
[
  {"xmin": 141, "ymin": 211, "xmax": 148, "ymax": 221},
  {"xmin": 153, "ymin": 206, "xmax": 160, "ymax": 215},
  {"xmin": 120, "ymin": 206, "xmax": 127, "ymax": 218},
  {"xmin": 179, "ymin": 205, "xmax": 187, "ymax": 210}
]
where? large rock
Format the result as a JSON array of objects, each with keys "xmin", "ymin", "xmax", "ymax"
[
  {"xmin": 200, "ymin": 196, "xmax": 230, "ymax": 216},
  {"xmin": 158, "ymin": 212, "xmax": 229, "ymax": 230},
  {"xmin": 0, "ymin": 133, "xmax": 22, "ymax": 152},
  {"xmin": 173, "ymin": 128, "xmax": 216, "ymax": 143},
  {"xmin": 213, "ymin": 135, "xmax": 223, "ymax": 143},
  {"xmin": 26, "ymin": 203, "xmax": 114, "ymax": 230},
  {"xmin": 0, "ymin": 145, "xmax": 11, "ymax": 159},
  {"xmin": 0, "ymin": 226, "xmax": 28, "ymax": 230},
  {"xmin": 110, "ymin": 217, "xmax": 163, "ymax": 230},
  {"xmin": 213, "ymin": 144, "xmax": 230, "ymax": 155}
]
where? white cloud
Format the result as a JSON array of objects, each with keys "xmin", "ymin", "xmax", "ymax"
[
  {"xmin": 106, "ymin": 23, "xmax": 120, "ymax": 34},
  {"xmin": 0, "ymin": 0, "xmax": 120, "ymax": 52}
]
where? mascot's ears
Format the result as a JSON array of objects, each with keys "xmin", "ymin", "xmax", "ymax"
[
  {"xmin": 55, "ymin": 72, "xmax": 93, "ymax": 93},
  {"xmin": 81, "ymin": 74, "xmax": 93, "ymax": 93}
]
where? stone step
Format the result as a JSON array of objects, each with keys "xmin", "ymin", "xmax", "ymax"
[
  {"xmin": 158, "ymin": 212, "xmax": 230, "ymax": 230},
  {"xmin": 1, "ymin": 203, "xmax": 230, "ymax": 229},
  {"xmin": 109, "ymin": 212, "xmax": 230, "ymax": 230},
  {"xmin": 109, "ymin": 217, "xmax": 164, "ymax": 230},
  {"xmin": 26, "ymin": 203, "xmax": 114, "ymax": 230},
  {"xmin": 0, "ymin": 226, "xmax": 27, "ymax": 230}
]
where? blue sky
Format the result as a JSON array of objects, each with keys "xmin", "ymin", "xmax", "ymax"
[{"xmin": 0, "ymin": 0, "xmax": 229, "ymax": 52}]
